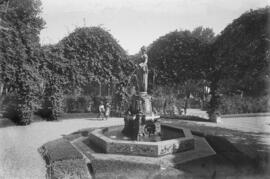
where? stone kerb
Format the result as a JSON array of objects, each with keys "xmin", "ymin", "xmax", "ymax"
[
  {"xmin": 157, "ymin": 126, "xmax": 194, "ymax": 156},
  {"xmin": 88, "ymin": 125, "xmax": 195, "ymax": 157}
]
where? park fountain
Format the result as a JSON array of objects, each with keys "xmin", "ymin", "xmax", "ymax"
[
  {"xmin": 88, "ymin": 46, "xmax": 194, "ymax": 157},
  {"xmin": 88, "ymin": 91, "xmax": 195, "ymax": 157},
  {"xmin": 39, "ymin": 46, "xmax": 215, "ymax": 179}
]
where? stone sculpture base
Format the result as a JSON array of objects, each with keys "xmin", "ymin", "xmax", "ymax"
[
  {"xmin": 122, "ymin": 114, "xmax": 161, "ymax": 140},
  {"xmin": 122, "ymin": 92, "xmax": 160, "ymax": 140}
]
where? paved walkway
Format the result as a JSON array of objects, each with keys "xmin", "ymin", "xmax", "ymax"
[
  {"xmin": 186, "ymin": 108, "xmax": 270, "ymax": 133},
  {"xmin": 0, "ymin": 117, "xmax": 123, "ymax": 179},
  {"xmin": 0, "ymin": 111, "xmax": 269, "ymax": 178},
  {"xmin": 182, "ymin": 109, "xmax": 270, "ymax": 147}
]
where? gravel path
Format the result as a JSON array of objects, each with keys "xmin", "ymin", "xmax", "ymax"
[
  {"xmin": 185, "ymin": 109, "xmax": 270, "ymax": 145},
  {"xmin": 0, "ymin": 111, "xmax": 269, "ymax": 179},
  {"xmin": 0, "ymin": 118, "xmax": 123, "ymax": 179},
  {"xmin": 188, "ymin": 116, "xmax": 270, "ymax": 147}
]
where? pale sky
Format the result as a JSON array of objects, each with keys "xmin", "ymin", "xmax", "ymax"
[{"xmin": 40, "ymin": 0, "xmax": 269, "ymax": 54}]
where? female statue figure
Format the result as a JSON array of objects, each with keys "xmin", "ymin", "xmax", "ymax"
[{"xmin": 137, "ymin": 46, "xmax": 148, "ymax": 93}]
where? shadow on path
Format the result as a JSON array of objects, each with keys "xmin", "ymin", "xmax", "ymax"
[{"xmin": 175, "ymin": 135, "xmax": 269, "ymax": 178}]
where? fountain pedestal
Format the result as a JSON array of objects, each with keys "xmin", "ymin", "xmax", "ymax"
[{"xmin": 122, "ymin": 92, "xmax": 160, "ymax": 140}]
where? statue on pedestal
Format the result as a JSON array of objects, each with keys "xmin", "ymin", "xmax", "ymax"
[
  {"xmin": 137, "ymin": 46, "xmax": 148, "ymax": 93},
  {"xmin": 122, "ymin": 46, "xmax": 161, "ymax": 141}
]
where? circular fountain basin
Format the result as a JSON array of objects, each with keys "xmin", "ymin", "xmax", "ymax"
[{"xmin": 88, "ymin": 124, "xmax": 194, "ymax": 157}]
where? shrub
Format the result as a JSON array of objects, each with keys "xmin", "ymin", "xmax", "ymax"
[
  {"xmin": 4, "ymin": 103, "xmax": 33, "ymax": 125},
  {"xmin": 112, "ymin": 82, "xmax": 130, "ymax": 114},
  {"xmin": 76, "ymin": 96, "xmax": 92, "ymax": 113},
  {"xmin": 219, "ymin": 95, "xmax": 270, "ymax": 114},
  {"xmin": 3, "ymin": 87, "xmax": 34, "ymax": 125},
  {"xmin": 77, "ymin": 96, "xmax": 87, "ymax": 110},
  {"xmin": 151, "ymin": 97, "xmax": 165, "ymax": 114},
  {"xmin": 0, "ymin": 94, "xmax": 14, "ymax": 112},
  {"xmin": 3, "ymin": 65, "xmax": 40, "ymax": 125},
  {"xmin": 206, "ymin": 93, "xmax": 221, "ymax": 122},
  {"xmin": 152, "ymin": 95, "xmax": 184, "ymax": 115},
  {"xmin": 189, "ymin": 98, "xmax": 201, "ymax": 108},
  {"xmin": 64, "ymin": 96, "xmax": 77, "ymax": 113},
  {"xmin": 63, "ymin": 95, "xmax": 92, "ymax": 113},
  {"xmin": 40, "ymin": 76, "xmax": 64, "ymax": 121}
]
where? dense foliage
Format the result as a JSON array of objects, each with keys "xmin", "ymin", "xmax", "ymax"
[
  {"xmin": 63, "ymin": 95, "xmax": 92, "ymax": 113},
  {"xmin": 147, "ymin": 7, "xmax": 270, "ymax": 119},
  {"xmin": 57, "ymin": 27, "xmax": 135, "ymax": 112},
  {"xmin": 40, "ymin": 74, "xmax": 64, "ymax": 121},
  {"xmin": 147, "ymin": 27, "xmax": 215, "ymax": 93},
  {"xmin": 148, "ymin": 29, "xmax": 206, "ymax": 85},
  {"xmin": 3, "ymin": 64, "xmax": 40, "ymax": 124},
  {"xmin": 0, "ymin": 0, "xmax": 45, "ymax": 125},
  {"xmin": 35, "ymin": 46, "xmax": 68, "ymax": 120},
  {"xmin": 0, "ymin": 0, "xmax": 44, "ymax": 87},
  {"xmin": 213, "ymin": 7, "xmax": 270, "ymax": 96},
  {"xmin": 57, "ymin": 27, "xmax": 133, "ymax": 92},
  {"xmin": 147, "ymin": 27, "xmax": 216, "ymax": 119},
  {"xmin": 1, "ymin": 1, "xmax": 269, "ymax": 124},
  {"xmin": 219, "ymin": 95, "xmax": 270, "ymax": 114},
  {"xmin": 204, "ymin": 7, "xmax": 270, "ymax": 119}
]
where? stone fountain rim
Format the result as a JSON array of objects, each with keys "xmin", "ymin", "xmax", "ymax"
[
  {"xmin": 90, "ymin": 124, "xmax": 193, "ymax": 145},
  {"xmin": 91, "ymin": 124, "xmax": 193, "ymax": 143}
]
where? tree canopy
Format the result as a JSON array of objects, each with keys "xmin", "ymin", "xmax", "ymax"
[
  {"xmin": 55, "ymin": 27, "xmax": 133, "ymax": 93},
  {"xmin": 0, "ymin": 0, "xmax": 45, "ymax": 93},
  {"xmin": 0, "ymin": 0, "xmax": 45, "ymax": 124},
  {"xmin": 147, "ymin": 27, "xmax": 215, "ymax": 87},
  {"xmin": 0, "ymin": 2, "xmax": 269, "ymax": 124},
  {"xmin": 212, "ymin": 7, "xmax": 270, "ymax": 96}
]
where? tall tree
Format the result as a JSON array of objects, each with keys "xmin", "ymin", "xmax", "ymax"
[
  {"xmin": 206, "ymin": 7, "xmax": 270, "ymax": 121},
  {"xmin": 38, "ymin": 45, "xmax": 66, "ymax": 121},
  {"xmin": 57, "ymin": 27, "xmax": 132, "ymax": 94},
  {"xmin": 213, "ymin": 7, "xmax": 270, "ymax": 97},
  {"xmin": 147, "ymin": 28, "xmax": 216, "ymax": 115},
  {"xmin": 148, "ymin": 30, "xmax": 206, "ymax": 86},
  {"xmin": 0, "ymin": 0, "xmax": 45, "ymax": 125},
  {"xmin": 148, "ymin": 27, "xmax": 215, "ymax": 99}
]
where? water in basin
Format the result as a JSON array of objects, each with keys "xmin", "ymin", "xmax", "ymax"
[{"xmin": 103, "ymin": 125, "xmax": 185, "ymax": 142}]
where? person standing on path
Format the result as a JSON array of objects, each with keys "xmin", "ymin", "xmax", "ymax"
[
  {"xmin": 98, "ymin": 101, "xmax": 105, "ymax": 120},
  {"xmin": 105, "ymin": 102, "xmax": 111, "ymax": 120}
]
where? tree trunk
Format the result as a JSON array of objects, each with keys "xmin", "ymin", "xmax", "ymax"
[
  {"xmin": 99, "ymin": 82, "xmax": 102, "ymax": 96},
  {"xmin": 0, "ymin": 82, "xmax": 3, "ymax": 96},
  {"xmin": 153, "ymin": 69, "xmax": 156, "ymax": 89}
]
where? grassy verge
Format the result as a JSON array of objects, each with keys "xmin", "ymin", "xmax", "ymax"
[{"xmin": 38, "ymin": 137, "xmax": 92, "ymax": 179}]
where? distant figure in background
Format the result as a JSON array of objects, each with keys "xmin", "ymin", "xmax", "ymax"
[
  {"xmin": 184, "ymin": 97, "xmax": 188, "ymax": 115},
  {"xmin": 105, "ymin": 102, "xmax": 111, "ymax": 120},
  {"xmin": 98, "ymin": 101, "xmax": 105, "ymax": 120},
  {"xmin": 87, "ymin": 101, "xmax": 93, "ymax": 112}
]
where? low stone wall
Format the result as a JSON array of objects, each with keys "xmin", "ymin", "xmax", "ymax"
[
  {"xmin": 89, "ymin": 124, "xmax": 194, "ymax": 157},
  {"xmin": 39, "ymin": 126, "xmax": 215, "ymax": 179}
]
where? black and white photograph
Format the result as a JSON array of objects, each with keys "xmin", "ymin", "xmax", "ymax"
[{"xmin": 0, "ymin": 0, "xmax": 269, "ymax": 178}]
